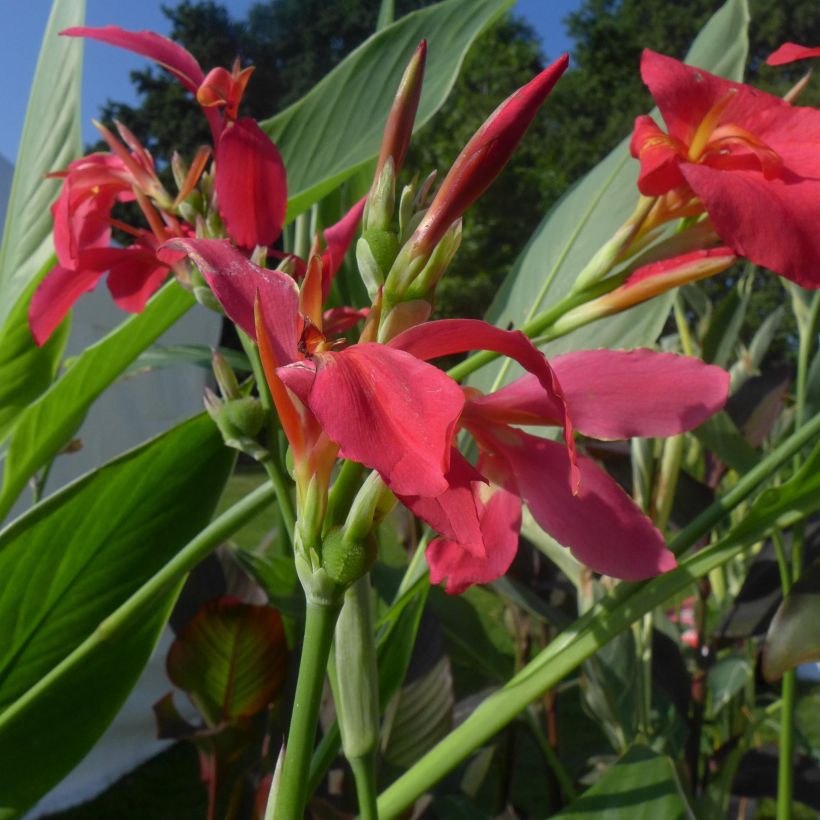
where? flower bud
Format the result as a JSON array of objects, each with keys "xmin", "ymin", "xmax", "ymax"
[
  {"xmin": 406, "ymin": 54, "xmax": 569, "ymax": 259},
  {"xmin": 365, "ymin": 157, "xmax": 396, "ymax": 233},
  {"xmin": 204, "ymin": 389, "xmax": 267, "ymax": 459},
  {"xmin": 212, "ymin": 348, "xmax": 241, "ymax": 400}
]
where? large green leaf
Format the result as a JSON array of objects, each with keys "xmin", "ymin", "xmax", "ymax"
[
  {"xmin": 0, "ymin": 283, "xmax": 195, "ymax": 520},
  {"xmin": 0, "ymin": 413, "xmax": 234, "ymax": 817},
  {"xmin": 0, "ymin": 260, "xmax": 70, "ymax": 444},
  {"xmin": 0, "ymin": 0, "xmax": 83, "ymax": 330},
  {"xmin": 554, "ymin": 745, "xmax": 694, "ymax": 819},
  {"xmin": 470, "ymin": 0, "xmax": 750, "ymax": 393},
  {"xmin": 262, "ymin": 0, "xmax": 512, "ymax": 220}
]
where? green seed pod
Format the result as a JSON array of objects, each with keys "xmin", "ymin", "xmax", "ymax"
[
  {"xmin": 362, "ymin": 228, "xmax": 400, "ymax": 278},
  {"xmin": 321, "ymin": 527, "xmax": 376, "ymax": 588}
]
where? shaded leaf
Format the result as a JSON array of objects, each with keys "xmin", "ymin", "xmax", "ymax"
[
  {"xmin": 762, "ymin": 560, "xmax": 820, "ymax": 682},
  {"xmin": 701, "ymin": 283, "xmax": 748, "ymax": 368},
  {"xmin": 732, "ymin": 748, "xmax": 820, "ymax": 811},
  {"xmin": 0, "ymin": 413, "xmax": 234, "ymax": 816},
  {"xmin": 167, "ymin": 597, "xmax": 287, "ymax": 726},
  {"xmin": 263, "ymin": 0, "xmax": 513, "ymax": 220},
  {"xmin": 554, "ymin": 744, "xmax": 694, "ymax": 819},
  {"xmin": 693, "ymin": 411, "xmax": 760, "ymax": 474},
  {"xmin": 707, "ymin": 656, "xmax": 750, "ymax": 714}
]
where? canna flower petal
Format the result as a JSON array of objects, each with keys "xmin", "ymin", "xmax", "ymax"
[
  {"xmin": 427, "ymin": 479, "xmax": 521, "ymax": 595},
  {"xmin": 549, "ymin": 349, "xmax": 730, "ymax": 439},
  {"xmin": 633, "ymin": 50, "xmax": 820, "ymax": 287},
  {"xmin": 215, "ymin": 118, "xmax": 288, "ymax": 249},
  {"xmin": 389, "ymin": 318, "xmax": 579, "ymax": 488},
  {"xmin": 321, "ymin": 197, "xmax": 367, "ymax": 299},
  {"xmin": 161, "ymin": 238, "xmax": 300, "ymax": 365},
  {"xmin": 62, "ymin": 26, "xmax": 205, "ymax": 93},
  {"xmin": 398, "ymin": 449, "xmax": 486, "ymax": 554},
  {"xmin": 279, "ymin": 343, "xmax": 465, "ymax": 497},
  {"xmin": 91, "ymin": 245, "xmax": 171, "ymax": 313},
  {"xmin": 767, "ymin": 43, "xmax": 820, "ymax": 66},
  {"xmin": 488, "ymin": 429, "xmax": 675, "ymax": 580},
  {"xmin": 29, "ymin": 264, "xmax": 104, "ymax": 345}
]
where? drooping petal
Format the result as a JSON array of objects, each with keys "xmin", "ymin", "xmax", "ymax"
[
  {"xmin": 389, "ymin": 318, "xmax": 578, "ymax": 488},
  {"xmin": 681, "ymin": 159, "xmax": 820, "ymax": 288},
  {"xmin": 281, "ymin": 343, "xmax": 464, "ymax": 497},
  {"xmin": 100, "ymin": 247, "xmax": 170, "ymax": 313},
  {"xmin": 215, "ymin": 118, "xmax": 287, "ymax": 249},
  {"xmin": 29, "ymin": 264, "xmax": 103, "ymax": 346},
  {"xmin": 767, "ymin": 43, "xmax": 820, "ymax": 66},
  {"xmin": 427, "ymin": 480, "xmax": 521, "ymax": 595},
  {"xmin": 398, "ymin": 449, "xmax": 486, "ymax": 553},
  {"xmin": 321, "ymin": 197, "xmax": 366, "ymax": 299},
  {"xmin": 161, "ymin": 238, "xmax": 300, "ymax": 365},
  {"xmin": 489, "ymin": 429, "xmax": 675, "ymax": 580},
  {"xmin": 62, "ymin": 26, "xmax": 205, "ymax": 93},
  {"xmin": 550, "ymin": 349, "xmax": 729, "ymax": 440}
]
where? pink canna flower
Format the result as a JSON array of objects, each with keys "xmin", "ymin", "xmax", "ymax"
[
  {"xmin": 389, "ymin": 332, "xmax": 730, "ymax": 593},
  {"xmin": 630, "ymin": 50, "xmax": 820, "ymax": 288},
  {"xmin": 63, "ymin": 26, "xmax": 287, "ymax": 249}
]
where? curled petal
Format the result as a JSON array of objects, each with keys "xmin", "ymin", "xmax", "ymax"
[
  {"xmin": 216, "ymin": 119, "xmax": 288, "ymax": 249},
  {"xmin": 550, "ymin": 349, "xmax": 729, "ymax": 439},
  {"xmin": 630, "ymin": 114, "xmax": 687, "ymax": 196},
  {"xmin": 398, "ymin": 449, "xmax": 486, "ymax": 553},
  {"xmin": 427, "ymin": 481, "xmax": 521, "ymax": 595},
  {"xmin": 62, "ymin": 26, "xmax": 204, "ymax": 93},
  {"xmin": 102, "ymin": 248, "xmax": 170, "ymax": 313},
  {"xmin": 390, "ymin": 318, "xmax": 578, "ymax": 489},
  {"xmin": 491, "ymin": 430, "xmax": 675, "ymax": 580},
  {"xmin": 161, "ymin": 238, "xmax": 300, "ymax": 365},
  {"xmin": 281, "ymin": 343, "xmax": 464, "ymax": 497}
]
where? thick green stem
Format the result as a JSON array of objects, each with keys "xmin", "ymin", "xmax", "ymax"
[
  {"xmin": 350, "ymin": 753, "xmax": 379, "ymax": 820},
  {"xmin": 274, "ymin": 601, "xmax": 342, "ymax": 820},
  {"xmin": 262, "ymin": 457, "xmax": 296, "ymax": 549}
]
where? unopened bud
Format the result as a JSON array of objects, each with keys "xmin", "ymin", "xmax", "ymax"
[
  {"xmin": 171, "ymin": 151, "xmax": 188, "ymax": 191},
  {"xmin": 204, "ymin": 389, "xmax": 267, "ymax": 459},
  {"xmin": 212, "ymin": 349, "xmax": 241, "ymax": 400},
  {"xmin": 365, "ymin": 157, "xmax": 396, "ymax": 233},
  {"xmin": 407, "ymin": 54, "xmax": 569, "ymax": 258},
  {"xmin": 405, "ymin": 218, "xmax": 462, "ymax": 301}
]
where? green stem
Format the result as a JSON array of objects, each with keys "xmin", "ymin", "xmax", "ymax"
[
  {"xmin": 262, "ymin": 457, "xmax": 296, "ymax": 549},
  {"xmin": 326, "ymin": 460, "xmax": 365, "ymax": 529},
  {"xmin": 274, "ymin": 601, "xmax": 342, "ymax": 820},
  {"xmin": 777, "ymin": 669, "xmax": 796, "ymax": 820},
  {"xmin": 350, "ymin": 753, "xmax": 379, "ymax": 820},
  {"xmin": 375, "ymin": 411, "xmax": 820, "ymax": 818},
  {"xmin": 0, "ymin": 482, "xmax": 276, "ymax": 728}
]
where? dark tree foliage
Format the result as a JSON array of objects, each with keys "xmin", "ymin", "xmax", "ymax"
[{"xmin": 98, "ymin": 0, "xmax": 819, "ymax": 338}]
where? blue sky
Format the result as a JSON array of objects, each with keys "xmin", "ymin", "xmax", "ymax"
[{"xmin": 1, "ymin": 0, "xmax": 582, "ymax": 164}]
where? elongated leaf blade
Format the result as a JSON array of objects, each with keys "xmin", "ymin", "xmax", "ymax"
[
  {"xmin": 471, "ymin": 0, "xmax": 750, "ymax": 393},
  {"xmin": 0, "ymin": 414, "xmax": 234, "ymax": 816},
  {"xmin": 0, "ymin": 0, "xmax": 84, "ymax": 330},
  {"xmin": 263, "ymin": 0, "xmax": 513, "ymax": 220},
  {"xmin": 0, "ymin": 283, "xmax": 194, "ymax": 520}
]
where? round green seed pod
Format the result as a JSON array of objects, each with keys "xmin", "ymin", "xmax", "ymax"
[
  {"xmin": 321, "ymin": 527, "xmax": 376, "ymax": 587},
  {"xmin": 220, "ymin": 396, "xmax": 266, "ymax": 440},
  {"xmin": 362, "ymin": 228, "xmax": 399, "ymax": 277}
]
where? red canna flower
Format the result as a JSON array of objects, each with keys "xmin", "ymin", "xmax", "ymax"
[
  {"xmin": 630, "ymin": 50, "xmax": 820, "ymax": 288},
  {"xmin": 63, "ymin": 26, "xmax": 287, "ymax": 249},
  {"xmin": 389, "ymin": 332, "xmax": 729, "ymax": 593}
]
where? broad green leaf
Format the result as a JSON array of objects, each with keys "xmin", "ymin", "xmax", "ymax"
[
  {"xmin": 0, "ymin": 260, "xmax": 70, "ymax": 444},
  {"xmin": 762, "ymin": 560, "xmax": 820, "ymax": 682},
  {"xmin": 0, "ymin": 413, "xmax": 234, "ymax": 816},
  {"xmin": 554, "ymin": 744, "xmax": 694, "ymax": 819},
  {"xmin": 167, "ymin": 598, "xmax": 288, "ymax": 726},
  {"xmin": 707, "ymin": 656, "xmax": 751, "ymax": 714},
  {"xmin": 0, "ymin": 0, "xmax": 83, "ymax": 330},
  {"xmin": 263, "ymin": 0, "xmax": 513, "ymax": 221},
  {"xmin": 693, "ymin": 411, "xmax": 760, "ymax": 474},
  {"xmin": 0, "ymin": 283, "xmax": 194, "ymax": 520},
  {"xmin": 471, "ymin": 0, "xmax": 750, "ymax": 393},
  {"xmin": 129, "ymin": 343, "xmax": 251, "ymax": 376}
]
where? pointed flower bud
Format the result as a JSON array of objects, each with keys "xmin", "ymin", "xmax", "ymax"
[
  {"xmin": 212, "ymin": 348, "xmax": 241, "ymax": 400},
  {"xmin": 365, "ymin": 157, "xmax": 397, "ymax": 233},
  {"xmin": 371, "ymin": 40, "xmax": 427, "ymax": 194},
  {"xmin": 407, "ymin": 54, "xmax": 569, "ymax": 258}
]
